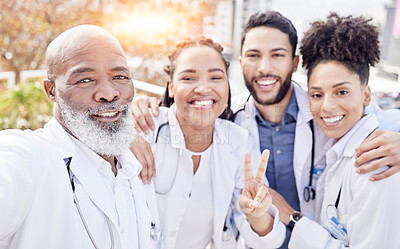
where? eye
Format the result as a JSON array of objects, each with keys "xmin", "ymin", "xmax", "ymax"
[
  {"xmin": 114, "ymin": 75, "xmax": 129, "ymax": 80},
  {"xmin": 211, "ymin": 76, "xmax": 223, "ymax": 80},
  {"xmin": 246, "ymin": 53, "xmax": 259, "ymax": 58},
  {"xmin": 78, "ymin": 78, "xmax": 93, "ymax": 84},
  {"xmin": 310, "ymin": 93, "xmax": 322, "ymax": 99},
  {"xmin": 337, "ymin": 90, "xmax": 349, "ymax": 96},
  {"xmin": 272, "ymin": 53, "xmax": 284, "ymax": 57},
  {"xmin": 181, "ymin": 76, "xmax": 195, "ymax": 81}
]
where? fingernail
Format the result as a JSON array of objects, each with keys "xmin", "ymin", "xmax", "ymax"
[
  {"xmin": 145, "ymin": 130, "xmax": 149, "ymax": 136},
  {"xmin": 151, "ymin": 125, "xmax": 155, "ymax": 130},
  {"xmin": 369, "ymin": 176, "xmax": 375, "ymax": 181},
  {"xmin": 355, "ymin": 168, "xmax": 361, "ymax": 174},
  {"xmin": 252, "ymin": 201, "xmax": 259, "ymax": 208}
]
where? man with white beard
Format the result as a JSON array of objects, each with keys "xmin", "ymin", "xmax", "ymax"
[{"xmin": 0, "ymin": 25, "xmax": 158, "ymax": 249}]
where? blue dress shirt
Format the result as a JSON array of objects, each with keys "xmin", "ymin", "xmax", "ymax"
[{"xmin": 255, "ymin": 91, "xmax": 299, "ymax": 248}]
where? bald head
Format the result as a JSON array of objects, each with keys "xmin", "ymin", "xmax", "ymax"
[{"xmin": 46, "ymin": 25, "xmax": 125, "ymax": 82}]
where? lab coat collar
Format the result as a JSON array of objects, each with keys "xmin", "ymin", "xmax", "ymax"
[
  {"xmin": 41, "ymin": 118, "xmax": 143, "ymax": 235},
  {"xmin": 293, "ymin": 82, "xmax": 313, "ymax": 125},
  {"xmin": 326, "ymin": 113, "xmax": 378, "ymax": 167},
  {"xmin": 168, "ymin": 104, "xmax": 186, "ymax": 150},
  {"xmin": 41, "ymin": 117, "xmax": 76, "ymax": 159},
  {"xmin": 243, "ymin": 82, "xmax": 311, "ymax": 124},
  {"xmin": 167, "ymin": 104, "xmax": 241, "ymax": 152}
]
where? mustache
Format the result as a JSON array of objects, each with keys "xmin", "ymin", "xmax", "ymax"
[
  {"xmin": 251, "ymin": 74, "xmax": 281, "ymax": 82},
  {"xmin": 85, "ymin": 102, "xmax": 130, "ymax": 115}
]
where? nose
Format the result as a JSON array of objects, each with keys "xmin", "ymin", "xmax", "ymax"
[
  {"xmin": 258, "ymin": 57, "xmax": 273, "ymax": 75},
  {"xmin": 94, "ymin": 77, "xmax": 120, "ymax": 103},
  {"xmin": 193, "ymin": 81, "xmax": 212, "ymax": 94},
  {"xmin": 321, "ymin": 95, "xmax": 337, "ymax": 113}
]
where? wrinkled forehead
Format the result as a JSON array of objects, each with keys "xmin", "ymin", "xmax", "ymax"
[{"xmin": 46, "ymin": 25, "xmax": 125, "ymax": 80}]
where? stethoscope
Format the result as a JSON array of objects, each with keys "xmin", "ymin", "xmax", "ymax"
[
  {"xmin": 233, "ymin": 94, "xmax": 317, "ymax": 203},
  {"xmin": 153, "ymin": 121, "xmax": 182, "ymax": 195},
  {"xmin": 303, "ymin": 120, "xmax": 316, "ymax": 202},
  {"xmin": 64, "ymin": 157, "xmax": 115, "ymax": 249},
  {"xmin": 153, "ymin": 122, "xmax": 234, "ymax": 242}
]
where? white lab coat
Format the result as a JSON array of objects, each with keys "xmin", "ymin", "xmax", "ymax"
[
  {"xmin": 289, "ymin": 113, "xmax": 400, "ymax": 248},
  {"xmin": 232, "ymin": 83, "xmax": 332, "ymax": 220},
  {"xmin": 232, "ymin": 83, "xmax": 400, "ymax": 246},
  {"xmin": 144, "ymin": 104, "xmax": 286, "ymax": 249},
  {"xmin": 0, "ymin": 118, "xmax": 155, "ymax": 249}
]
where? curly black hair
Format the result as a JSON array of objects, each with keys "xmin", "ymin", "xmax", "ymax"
[
  {"xmin": 300, "ymin": 12, "xmax": 380, "ymax": 84},
  {"xmin": 160, "ymin": 36, "xmax": 233, "ymax": 120}
]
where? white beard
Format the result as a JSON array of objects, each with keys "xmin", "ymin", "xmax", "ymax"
[{"xmin": 57, "ymin": 96, "xmax": 135, "ymax": 157}]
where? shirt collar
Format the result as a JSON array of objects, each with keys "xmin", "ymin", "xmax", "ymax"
[
  {"xmin": 167, "ymin": 104, "xmax": 241, "ymax": 152},
  {"xmin": 42, "ymin": 118, "xmax": 141, "ymax": 179},
  {"xmin": 327, "ymin": 112, "xmax": 378, "ymax": 165},
  {"xmin": 254, "ymin": 89, "xmax": 298, "ymax": 125}
]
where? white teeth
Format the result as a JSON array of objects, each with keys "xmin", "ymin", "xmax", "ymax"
[
  {"xmin": 257, "ymin": 79, "xmax": 276, "ymax": 86},
  {"xmin": 97, "ymin": 111, "xmax": 118, "ymax": 117},
  {"xmin": 322, "ymin": 115, "xmax": 344, "ymax": 123},
  {"xmin": 193, "ymin": 100, "xmax": 213, "ymax": 106}
]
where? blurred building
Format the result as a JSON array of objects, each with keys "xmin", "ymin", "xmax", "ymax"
[
  {"xmin": 202, "ymin": 0, "xmax": 272, "ymax": 57},
  {"xmin": 382, "ymin": 0, "xmax": 400, "ymax": 81}
]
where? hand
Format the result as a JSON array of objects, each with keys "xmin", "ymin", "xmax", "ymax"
[
  {"xmin": 239, "ymin": 149, "xmax": 273, "ymax": 236},
  {"xmin": 268, "ymin": 187, "xmax": 294, "ymax": 226},
  {"xmin": 130, "ymin": 133, "xmax": 156, "ymax": 184},
  {"xmin": 355, "ymin": 129, "xmax": 400, "ymax": 181},
  {"xmin": 132, "ymin": 96, "xmax": 159, "ymax": 135}
]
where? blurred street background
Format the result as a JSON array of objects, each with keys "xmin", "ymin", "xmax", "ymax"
[{"xmin": 1, "ymin": 0, "xmax": 399, "ymax": 130}]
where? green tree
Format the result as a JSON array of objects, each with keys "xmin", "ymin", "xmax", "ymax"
[
  {"xmin": 0, "ymin": 82, "xmax": 53, "ymax": 130},
  {"xmin": 0, "ymin": 0, "xmax": 105, "ymax": 84}
]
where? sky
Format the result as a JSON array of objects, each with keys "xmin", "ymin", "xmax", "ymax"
[{"xmin": 271, "ymin": 0, "xmax": 394, "ymax": 38}]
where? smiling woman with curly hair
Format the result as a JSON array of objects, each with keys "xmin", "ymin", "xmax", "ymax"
[{"xmin": 283, "ymin": 13, "xmax": 400, "ymax": 248}]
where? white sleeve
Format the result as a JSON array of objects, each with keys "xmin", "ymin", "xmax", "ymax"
[
  {"xmin": 232, "ymin": 134, "xmax": 286, "ymax": 249},
  {"xmin": 0, "ymin": 131, "xmax": 35, "ymax": 241},
  {"xmin": 290, "ymin": 166, "xmax": 400, "ymax": 249}
]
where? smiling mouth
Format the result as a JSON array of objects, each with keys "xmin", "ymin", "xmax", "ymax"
[
  {"xmin": 92, "ymin": 110, "xmax": 122, "ymax": 122},
  {"xmin": 189, "ymin": 99, "xmax": 216, "ymax": 109},
  {"xmin": 322, "ymin": 115, "xmax": 344, "ymax": 124},
  {"xmin": 256, "ymin": 79, "xmax": 277, "ymax": 86}
]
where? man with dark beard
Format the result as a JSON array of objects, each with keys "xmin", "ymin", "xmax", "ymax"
[{"xmin": 0, "ymin": 25, "xmax": 157, "ymax": 249}]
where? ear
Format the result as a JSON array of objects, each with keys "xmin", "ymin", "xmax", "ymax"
[
  {"xmin": 43, "ymin": 79, "xmax": 57, "ymax": 102},
  {"xmin": 292, "ymin": 55, "xmax": 300, "ymax": 73},
  {"xmin": 363, "ymin": 85, "xmax": 371, "ymax": 106},
  {"xmin": 168, "ymin": 81, "xmax": 174, "ymax": 98}
]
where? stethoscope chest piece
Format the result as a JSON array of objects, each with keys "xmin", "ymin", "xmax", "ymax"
[{"xmin": 303, "ymin": 186, "xmax": 316, "ymax": 202}]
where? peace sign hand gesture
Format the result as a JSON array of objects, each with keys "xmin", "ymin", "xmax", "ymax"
[{"xmin": 239, "ymin": 149, "xmax": 273, "ymax": 236}]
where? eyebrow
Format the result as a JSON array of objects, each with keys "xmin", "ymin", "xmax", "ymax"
[
  {"xmin": 271, "ymin": 48, "xmax": 289, "ymax": 53},
  {"xmin": 208, "ymin": 68, "xmax": 224, "ymax": 73},
  {"xmin": 332, "ymin": 82, "xmax": 350, "ymax": 88},
  {"xmin": 244, "ymin": 47, "xmax": 289, "ymax": 54},
  {"xmin": 110, "ymin": 66, "xmax": 130, "ymax": 74},
  {"xmin": 71, "ymin": 67, "xmax": 95, "ymax": 76},
  {"xmin": 178, "ymin": 69, "xmax": 196, "ymax": 75},
  {"xmin": 178, "ymin": 68, "xmax": 224, "ymax": 75},
  {"xmin": 309, "ymin": 82, "xmax": 350, "ymax": 90}
]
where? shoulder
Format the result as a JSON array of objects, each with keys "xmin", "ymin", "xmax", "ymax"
[
  {"xmin": 216, "ymin": 118, "xmax": 249, "ymax": 139},
  {"xmin": 0, "ymin": 128, "xmax": 46, "ymax": 151},
  {"xmin": 231, "ymin": 93, "xmax": 251, "ymax": 113}
]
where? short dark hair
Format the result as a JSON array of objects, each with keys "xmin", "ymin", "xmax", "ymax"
[
  {"xmin": 241, "ymin": 11, "xmax": 298, "ymax": 57},
  {"xmin": 300, "ymin": 12, "xmax": 380, "ymax": 85}
]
